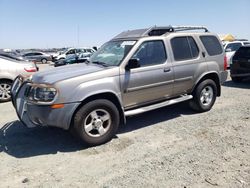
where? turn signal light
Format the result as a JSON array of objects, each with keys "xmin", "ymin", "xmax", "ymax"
[{"xmin": 51, "ymin": 104, "xmax": 64, "ymax": 109}]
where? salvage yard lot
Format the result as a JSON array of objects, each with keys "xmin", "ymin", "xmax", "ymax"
[{"xmin": 0, "ymin": 65, "xmax": 250, "ymax": 187}]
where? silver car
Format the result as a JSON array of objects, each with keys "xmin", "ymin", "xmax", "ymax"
[
  {"xmin": 23, "ymin": 52, "xmax": 52, "ymax": 64},
  {"xmin": 0, "ymin": 54, "xmax": 37, "ymax": 102},
  {"xmin": 12, "ymin": 26, "xmax": 228, "ymax": 146}
]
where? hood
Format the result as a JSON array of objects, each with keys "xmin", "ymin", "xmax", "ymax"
[{"xmin": 32, "ymin": 63, "xmax": 105, "ymax": 84}]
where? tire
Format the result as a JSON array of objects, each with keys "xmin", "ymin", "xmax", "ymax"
[
  {"xmin": 189, "ymin": 79, "xmax": 217, "ymax": 112},
  {"xmin": 0, "ymin": 80, "xmax": 12, "ymax": 102},
  {"xmin": 41, "ymin": 58, "xmax": 47, "ymax": 64},
  {"xmin": 231, "ymin": 77, "xmax": 242, "ymax": 83},
  {"xmin": 72, "ymin": 99, "xmax": 120, "ymax": 146}
]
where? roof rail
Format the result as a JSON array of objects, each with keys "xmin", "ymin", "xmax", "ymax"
[
  {"xmin": 172, "ymin": 26, "xmax": 209, "ymax": 32},
  {"xmin": 142, "ymin": 25, "xmax": 209, "ymax": 36},
  {"xmin": 112, "ymin": 25, "xmax": 209, "ymax": 39}
]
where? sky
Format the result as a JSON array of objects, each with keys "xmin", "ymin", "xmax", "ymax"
[{"xmin": 0, "ymin": 0, "xmax": 250, "ymax": 49}]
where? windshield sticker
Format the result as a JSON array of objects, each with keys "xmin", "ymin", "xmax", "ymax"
[{"xmin": 121, "ymin": 41, "xmax": 136, "ymax": 46}]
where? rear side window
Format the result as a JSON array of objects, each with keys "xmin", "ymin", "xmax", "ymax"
[
  {"xmin": 171, "ymin": 36, "xmax": 199, "ymax": 61},
  {"xmin": 243, "ymin": 42, "xmax": 250, "ymax": 46},
  {"xmin": 234, "ymin": 47, "xmax": 250, "ymax": 58},
  {"xmin": 188, "ymin": 37, "xmax": 199, "ymax": 58},
  {"xmin": 200, "ymin": 36, "xmax": 223, "ymax": 56},
  {"xmin": 225, "ymin": 43, "xmax": 242, "ymax": 52},
  {"xmin": 34, "ymin": 52, "xmax": 43, "ymax": 56}
]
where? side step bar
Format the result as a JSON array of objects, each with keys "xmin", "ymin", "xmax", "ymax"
[{"xmin": 124, "ymin": 95, "xmax": 193, "ymax": 116}]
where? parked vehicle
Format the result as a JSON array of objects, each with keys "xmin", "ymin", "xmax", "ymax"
[
  {"xmin": 230, "ymin": 45, "xmax": 250, "ymax": 82},
  {"xmin": 224, "ymin": 40, "xmax": 250, "ymax": 68},
  {"xmin": 11, "ymin": 26, "xmax": 227, "ymax": 146},
  {"xmin": 0, "ymin": 54, "xmax": 38, "ymax": 102},
  {"xmin": 22, "ymin": 52, "xmax": 52, "ymax": 64},
  {"xmin": 53, "ymin": 47, "xmax": 95, "ymax": 61},
  {"xmin": 54, "ymin": 53, "xmax": 88, "ymax": 67},
  {"xmin": 0, "ymin": 52, "xmax": 26, "ymax": 61}
]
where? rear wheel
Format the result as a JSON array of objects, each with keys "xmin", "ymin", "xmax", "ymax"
[
  {"xmin": 72, "ymin": 99, "xmax": 120, "ymax": 146},
  {"xmin": 41, "ymin": 58, "xmax": 47, "ymax": 64},
  {"xmin": 0, "ymin": 80, "xmax": 12, "ymax": 102},
  {"xmin": 189, "ymin": 79, "xmax": 217, "ymax": 112}
]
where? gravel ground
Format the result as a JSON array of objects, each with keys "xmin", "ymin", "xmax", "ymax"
[{"xmin": 0, "ymin": 66, "xmax": 250, "ymax": 188}]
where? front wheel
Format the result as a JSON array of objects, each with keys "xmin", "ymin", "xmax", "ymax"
[
  {"xmin": 0, "ymin": 80, "xmax": 12, "ymax": 102},
  {"xmin": 72, "ymin": 99, "xmax": 120, "ymax": 146},
  {"xmin": 189, "ymin": 79, "xmax": 217, "ymax": 112}
]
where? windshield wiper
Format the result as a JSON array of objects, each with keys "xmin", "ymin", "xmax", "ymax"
[{"xmin": 91, "ymin": 61, "xmax": 109, "ymax": 67}]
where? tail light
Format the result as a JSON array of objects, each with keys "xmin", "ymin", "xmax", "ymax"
[
  {"xmin": 224, "ymin": 56, "xmax": 227, "ymax": 70},
  {"xmin": 24, "ymin": 67, "xmax": 37, "ymax": 72}
]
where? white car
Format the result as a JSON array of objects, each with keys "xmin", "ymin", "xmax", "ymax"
[
  {"xmin": 0, "ymin": 54, "xmax": 38, "ymax": 102},
  {"xmin": 54, "ymin": 47, "xmax": 96, "ymax": 61},
  {"xmin": 224, "ymin": 40, "xmax": 250, "ymax": 68}
]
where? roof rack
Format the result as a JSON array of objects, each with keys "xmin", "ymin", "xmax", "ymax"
[
  {"xmin": 171, "ymin": 26, "xmax": 209, "ymax": 32},
  {"xmin": 113, "ymin": 25, "xmax": 209, "ymax": 39}
]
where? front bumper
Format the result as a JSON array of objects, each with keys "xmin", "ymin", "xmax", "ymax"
[{"xmin": 11, "ymin": 77, "xmax": 80, "ymax": 130}]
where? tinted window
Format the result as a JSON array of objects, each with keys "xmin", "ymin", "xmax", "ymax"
[
  {"xmin": 226, "ymin": 43, "xmax": 242, "ymax": 52},
  {"xmin": 66, "ymin": 49, "xmax": 75, "ymax": 55},
  {"xmin": 34, "ymin": 52, "xmax": 43, "ymax": 56},
  {"xmin": 243, "ymin": 42, "xmax": 250, "ymax": 46},
  {"xmin": 76, "ymin": 49, "xmax": 82, "ymax": 53},
  {"xmin": 234, "ymin": 47, "xmax": 250, "ymax": 58},
  {"xmin": 24, "ymin": 53, "xmax": 33, "ymax": 56},
  {"xmin": 171, "ymin": 37, "xmax": 196, "ymax": 61},
  {"xmin": 188, "ymin": 37, "xmax": 199, "ymax": 58},
  {"xmin": 200, "ymin": 36, "xmax": 223, "ymax": 56},
  {"xmin": 132, "ymin": 40, "xmax": 167, "ymax": 67}
]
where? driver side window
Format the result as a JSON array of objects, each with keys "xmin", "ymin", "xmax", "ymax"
[
  {"xmin": 66, "ymin": 49, "xmax": 75, "ymax": 55},
  {"xmin": 132, "ymin": 40, "xmax": 167, "ymax": 67}
]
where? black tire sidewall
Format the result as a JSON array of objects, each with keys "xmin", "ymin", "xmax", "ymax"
[
  {"xmin": 73, "ymin": 99, "xmax": 120, "ymax": 146},
  {"xmin": 194, "ymin": 79, "xmax": 217, "ymax": 112}
]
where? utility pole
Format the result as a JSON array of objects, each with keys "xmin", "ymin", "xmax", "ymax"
[{"xmin": 77, "ymin": 25, "xmax": 80, "ymax": 47}]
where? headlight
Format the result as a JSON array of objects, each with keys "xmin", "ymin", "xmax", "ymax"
[{"xmin": 27, "ymin": 85, "xmax": 57, "ymax": 103}]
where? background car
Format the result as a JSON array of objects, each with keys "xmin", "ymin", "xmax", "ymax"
[
  {"xmin": 53, "ymin": 47, "xmax": 96, "ymax": 61},
  {"xmin": 22, "ymin": 51, "xmax": 52, "ymax": 64},
  {"xmin": 230, "ymin": 45, "xmax": 250, "ymax": 82},
  {"xmin": 0, "ymin": 54, "xmax": 38, "ymax": 102},
  {"xmin": 224, "ymin": 40, "xmax": 250, "ymax": 68},
  {"xmin": 54, "ymin": 53, "xmax": 88, "ymax": 67}
]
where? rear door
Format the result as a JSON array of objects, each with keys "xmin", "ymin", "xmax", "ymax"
[{"xmin": 169, "ymin": 35, "xmax": 205, "ymax": 95}]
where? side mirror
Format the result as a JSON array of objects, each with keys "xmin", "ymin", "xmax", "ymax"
[{"xmin": 125, "ymin": 58, "xmax": 140, "ymax": 70}]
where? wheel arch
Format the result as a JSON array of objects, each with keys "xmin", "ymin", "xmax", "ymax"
[
  {"xmin": 192, "ymin": 72, "xmax": 221, "ymax": 96},
  {"xmin": 0, "ymin": 78, "xmax": 13, "ymax": 83},
  {"xmin": 70, "ymin": 92, "xmax": 125, "ymax": 130}
]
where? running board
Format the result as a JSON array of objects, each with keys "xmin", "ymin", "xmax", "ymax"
[{"xmin": 124, "ymin": 95, "xmax": 193, "ymax": 116}]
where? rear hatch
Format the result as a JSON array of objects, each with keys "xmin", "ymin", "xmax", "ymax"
[{"xmin": 231, "ymin": 46, "xmax": 250, "ymax": 73}]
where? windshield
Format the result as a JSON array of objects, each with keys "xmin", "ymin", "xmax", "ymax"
[{"xmin": 89, "ymin": 40, "xmax": 136, "ymax": 66}]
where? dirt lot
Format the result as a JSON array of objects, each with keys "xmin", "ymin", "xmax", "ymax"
[{"xmin": 0, "ymin": 65, "xmax": 250, "ymax": 187}]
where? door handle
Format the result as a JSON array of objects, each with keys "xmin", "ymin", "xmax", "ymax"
[{"xmin": 164, "ymin": 68, "xmax": 171, "ymax": 72}]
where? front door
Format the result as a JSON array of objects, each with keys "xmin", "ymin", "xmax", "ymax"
[{"xmin": 121, "ymin": 40, "xmax": 174, "ymax": 109}]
